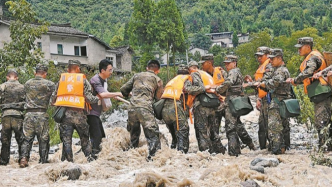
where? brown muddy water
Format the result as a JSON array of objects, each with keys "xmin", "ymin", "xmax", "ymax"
[{"xmin": 1, "ymin": 109, "xmax": 332, "ymax": 187}]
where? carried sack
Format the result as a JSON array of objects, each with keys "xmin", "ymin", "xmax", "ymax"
[
  {"xmin": 307, "ymin": 80, "xmax": 332, "ymax": 103},
  {"xmin": 228, "ymin": 96, "xmax": 253, "ymax": 117},
  {"xmin": 52, "ymin": 106, "xmax": 67, "ymax": 123},
  {"xmin": 153, "ymin": 99, "xmax": 166, "ymax": 120},
  {"xmin": 101, "ymin": 98, "xmax": 112, "ymax": 112},
  {"xmin": 278, "ymin": 99, "xmax": 301, "ymax": 118},
  {"xmin": 199, "ymin": 93, "xmax": 221, "ymax": 108}
]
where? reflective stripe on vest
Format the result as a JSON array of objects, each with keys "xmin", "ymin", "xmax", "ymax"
[
  {"xmin": 54, "ymin": 73, "xmax": 85, "ymax": 109},
  {"xmin": 300, "ymin": 50, "xmax": 327, "ymax": 94},
  {"xmin": 161, "ymin": 75, "xmax": 190, "ymax": 100},
  {"xmin": 255, "ymin": 59, "xmax": 270, "ymax": 98},
  {"xmin": 213, "ymin": 67, "xmax": 225, "ymax": 86}
]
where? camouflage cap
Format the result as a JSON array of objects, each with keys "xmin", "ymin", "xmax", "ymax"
[
  {"xmin": 198, "ymin": 55, "xmax": 214, "ymax": 64},
  {"xmin": 178, "ymin": 64, "xmax": 189, "ymax": 71},
  {"xmin": 223, "ymin": 55, "xmax": 238, "ymax": 63},
  {"xmin": 68, "ymin": 59, "xmax": 81, "ymax": 65},
  {"xmin": 255, "ymin": 46, "xmax": 270, "ymax": 56},
  {"xmin": 188, "ymin": 61, "xmax": 199, "ymax": 68},
  {"xmin": 294, "ymin": 37, "xmax": 313, "ymax": 48},
  {"xmin": 7, "ymin": 68, "xmax": 18, "ymax": 75},
  {"xmin": 35, "ymin": 63, "xmax": 48, "ymax": 72},
  {"xmin": 268, "ymin": 48, "xmax": 283, "ymax": 58}
]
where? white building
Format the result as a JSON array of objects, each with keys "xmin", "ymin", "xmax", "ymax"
[
  {"xmin": 0, "ymin": 20, "xmax": 133, "ymax": 72},
  {"xmin": 206, "ymin": 32, "xmax": 249, "ymax": 48}
]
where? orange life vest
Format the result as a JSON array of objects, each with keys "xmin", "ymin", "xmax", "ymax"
[
  {"xmin": 254, "ymin": 59, "xmax": 270, "ymax": 98},
  {"xmin": 213, "ymin": 67, "xmax": 225, "ymax": 86},
  {"xmin": 54, "ymin": 73, "xmax": 85, "ymax": 109},
  {"xmin": 300, "ymin": 50, "xmax": 327, "ymax": 94},
  {"xmin": 161, "ymin": 75, "xmax": 190, "ymax": 100},
  {"xmin": 186, "ymin": 70, "xmax": 216, "ymax": 108}
]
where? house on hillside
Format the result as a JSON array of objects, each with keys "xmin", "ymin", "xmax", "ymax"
[
  {"xmin": 206, "ymin": 32, "xmax": 249, "ymax": 48},
  {"xmin": 158, "ymin": 47, "xmax": 208, "ymax": 65},
  {"xmin": 0, "ymin": 19, "xmax": 133, "ymax": 72}
]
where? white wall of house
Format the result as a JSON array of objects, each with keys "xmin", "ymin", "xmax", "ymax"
[
  {"xmin": 0, "ymin": 24, "xmax": 11, "ymax": 49},
  {"xmin": 49, "ymin": 35, "xmax": 87, "ymax": 56},
  {"xmin": 86, "ymin": 38, "xmax": 107, "ymax": 66},
  {"xmin": 106, "ymin": 50, "xmax": 117, "ymax": 68}
]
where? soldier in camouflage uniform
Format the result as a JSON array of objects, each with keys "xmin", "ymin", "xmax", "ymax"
[
  {"xmin": 120, "ymin": 60, "xmax": 164, "ymax": 159},
  {"xmin": 216, "ymin": 55, "xmax": 255, "ymax": 156},
  {"xmin": 161, "ymin": 65, "xmax": 190, "ymax": 153},
  {"xmin": 199, "ymin": 55, "xmax": 228, "ymax": 152},
  {"xmin": 287, "ymin": 37, "xmax": 332, "ymax": 151},
  {"xmin": 256, "ymin": 49, "xmax": 292, "ymax": 154},
  {"xmin": 0, "ymin": 69, "xmax": 25, "ymax": 165},
  {"xmin": 184, "ymin": 61, "xmax": 226, "ymax": 154},
  {"xmin": 20, "ymin": 64, "xmax": 55, "ymax": 167},
  {"xmin": 51, "ymin": 60, "xmax": 99, "ymax": 162}
]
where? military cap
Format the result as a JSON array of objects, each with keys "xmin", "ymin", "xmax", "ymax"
[
  {"xmin": 68, "ymin": 59, "xmax": 81, "ymax": 65},
  {"xmin": 35, "ymin": 63, "xmax": 48, "ymax": 72},
  {"xmin": 188, "ymin": 61, "xmax": 199, "ymax": 67},
  {"xmin": 178, "ymin": 64, "xmax": 189, "ymax": 71},
  {"xmin": 255, "ymin": 46, "xmax": 270, "ymax": 56},
  {"xmin": 294, "ymin": 37, "xmax": 313, "ymax": 48},
  {"xmin": 7, "ymin": 68, "xmax": 18, "ymax": 74},
  {"xmin": 268, "ymin": 48, "xmax": 283, "ymax": 58},
  {"xmin": 223, "ymin": 55, "xmax": 238, "ymax": 63},
  {"xmin": 198, "ymin": 55, "xmax": 214, "ymax": 64},
  {"xmin": 147, "ymin": 59, "xmax": 160, "ymax": 68}
]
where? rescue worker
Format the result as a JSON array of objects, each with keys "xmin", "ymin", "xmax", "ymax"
[
  {"xmin": 199, "ymin": 55, "xmax": 227, "ymax": 153},
  {"xmin": 184, "ymin": 61, "xmax": 226, "ymax": 154},
  {"xmin": 120, "ymin": 60, "xmax": 164, "ymax": 159},
  {"xmin": 255, "ymin": 49, "xmax": 292, "ymax": 155},
  {"xmin": 0, "ymin": 69, "xmax": 25, "ymax": 165},
  {"xmin": 161, "ymin": 64, "xmax": 190, "ymax": 153},
  {"xmin": 88, "ymin": 59, "xmax": 123, "ymax": 159},
  {"xmin": 216, "ymin": 55, "xmax": 255, "ymax": 156},
  {"xmin": 20, "ymin": 64, "xmax": 55, "ymax": 167},
  {"xmin": 286, "ymin": 37, "xmax": 332, "ymax": 151},
  {"xmin": 51, "ymin": 60, "xmax": 99, "ymax": 162}
]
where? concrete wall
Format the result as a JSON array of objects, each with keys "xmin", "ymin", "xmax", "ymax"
[
  {"xmin": 121, "ymin": 51, "xmax": 132, "ymax": 72},
  {"xmin": 49, "ymin": 35, "xmax": 87, "ymax": 56},
  {"xmin": 86, "ymin": 37, "xmax": 107, "ymax": 66},
  {"xmin": 0, "ymin": 24, "xmax": 11, "ymax": 49}
]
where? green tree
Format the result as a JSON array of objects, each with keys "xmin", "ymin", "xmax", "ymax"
[
  {"xmin": 232, "ymin": 31, "xmax": 239, "ymax": 48},
  {"xmin": 209, "ymin": 44, "xmax": 222, "ymax": 56},
  {"xmin": 0, "ymin": 0, "xmax": 49, "ymax": 77},
  {"xmin": 154, "ymin": 0, "xmax": 187, "ymax": 80},
  {"xmin": 191, "ymin": 32, "xmax": 211, "ymax": 50},
  {"xmin": 128, "ymin": 0, "xmax": 156, "ymax": 71}
]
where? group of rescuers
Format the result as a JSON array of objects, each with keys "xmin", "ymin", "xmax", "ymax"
[{"xmin": 1, "ymin": 36, "xmax": 332, "ymax": 167}]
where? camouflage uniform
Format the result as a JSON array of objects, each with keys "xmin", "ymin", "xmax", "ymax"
[
  {"xmin": 162, "ymin": 97, "xmax": 189, "ymax": 153},
  {"xmin": 120, "ymin": 70, "xmax": 163, "ymax": 157},
  {"xmin": 20, "ymin": 72, "xmax": 55, "ymax": 163},
  {"xmin": 0, "ymin": 78, "xmax": 25, "ymax": 165},
  {"xmin": 293, "ymin": 51, "xmax": 332, "ymax": 149},
  {"xmin": 184, "ymin": 70, "xmax": 225, "ymax": 154},
  {"xmin": 216, "ymin": 67, "xmax": 254, "ymax": 156},
  {"xmin": 51, "ymin": 78, "xmax": 99, "ymax": 162}
]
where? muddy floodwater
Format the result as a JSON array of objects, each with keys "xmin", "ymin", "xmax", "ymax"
[{"xmin": 1, "ymin": 106, "xmax": 332, "ymax": 187}]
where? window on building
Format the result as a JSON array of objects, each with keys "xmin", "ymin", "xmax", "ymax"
[
  {"xmin": 74, "ymin": 46, "xmax": 80, "ymax": 56},
  {"xmin": 37, "ymin": 42, "xmax": 42, "ymax": 50},
  {"xmin": 57, "ymin": 44, "xmax": 63, "ymax": 55},
  {"xmin": 106, "ymin": 57, "xmax": 114, "ymax": 63},
  {"xmin": 81, "ymin": 46, "xmax": 87, "ymax": 56}
]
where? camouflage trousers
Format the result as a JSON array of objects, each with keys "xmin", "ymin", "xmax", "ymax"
[
  {"xmin": 268, "ymin": 100, "xmax": 285, "ymax": 155},
  {"xmin": 313, "ymin": 97, "xmax": 332, "ymax": 149},
  {"xmin": 127, "ymin": 107, "xmax": 161, "ymax": 156},
  {"xmin": 162, "ymin": 100, "xmax": 189, "ymax": 153},
  {"xmin": 225, "ymin": 106, "xmax": 253, "ymax": 156},
  {"xmin": 20, "ymin": 112, "xmax": 50, "ymax": 163},
  {"xmin": 193, "ymin": 104, "xmax": 225, "ymax": 154},
  {"xmin": 60, "ymin": 108, "xmax": 91, "ymax": 162},
  {"xmin": 258, "ymin": 98, "xmax": 269, "ymax": 149},
  {"xmin": 0, "ymin": 116, "xmax": 23, "ymax": 165}
]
